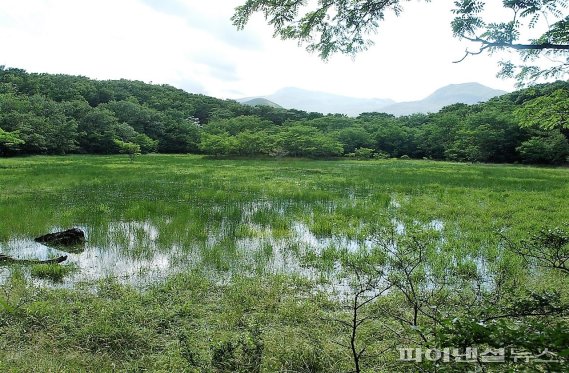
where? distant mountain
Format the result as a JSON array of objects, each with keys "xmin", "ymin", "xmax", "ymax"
[
  {"xmin": 240, "ymin": 98, "xmax": 282, "ymax": 109},
  {"xmin": 381, "ymin": 83, "xmax": 508, "ymax": 116},
  {"xmin": 238, "ymin": 83, "xmax": 507, "ymax": 116},
  {"xmin": 238, "ymin": 87, "xmax": 394, "ymax": 116}
]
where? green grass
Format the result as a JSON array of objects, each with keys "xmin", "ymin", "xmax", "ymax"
[
  {"xmin": 30, "ymin": 263, "xmax": 77, "ymax": 282},
  {"xmin": 0, "ymin": 155, "xmax": 568, "ymax": 371}
]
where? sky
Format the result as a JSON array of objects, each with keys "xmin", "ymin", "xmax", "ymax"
[{"xmin": 0, "ymin": 0, "xmax": 545, "ymax": 102}]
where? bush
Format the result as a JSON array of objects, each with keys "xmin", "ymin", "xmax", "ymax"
[
  {"xmin": 353, "ymin": 147, "xmax": 375, "ymax": 160},
  {"xmin": 374, "ymin": 151, "xmax": 390, "ymax": 159}
]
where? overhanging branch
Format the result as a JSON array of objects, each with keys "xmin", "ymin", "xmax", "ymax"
[{"xmin": 453, "ymin": 34, "xmax": 569, "ymax": 63}]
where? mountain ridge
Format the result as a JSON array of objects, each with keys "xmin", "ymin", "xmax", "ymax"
[
  {"xmin": 238, "ymin": 83, "xmax": 508, "ymax": 116},
  {"xmin": 381, "ymin": 83, "xmax": 507, "ymax": 116},
  {"xmin": 238, "ymin": 87, "xmax": 395, "ymax": 116},
  {"xmin": 240, "ymin": 97, "xmax": 282, "ymax": 108}
]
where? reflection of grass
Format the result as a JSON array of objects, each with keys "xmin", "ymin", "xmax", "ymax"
[{"xmin": 30, "ymin": 264, "xmax": 77, "ymax": 282}]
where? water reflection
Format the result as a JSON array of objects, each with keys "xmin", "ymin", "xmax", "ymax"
[{"xmin": 0, "ymin": 207, "xmax": 447, "ymax": 287}]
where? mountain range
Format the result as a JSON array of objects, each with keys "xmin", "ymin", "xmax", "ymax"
[{"xmin": 238, "ymin": 83, "xmax": 507, "ymax": 116}]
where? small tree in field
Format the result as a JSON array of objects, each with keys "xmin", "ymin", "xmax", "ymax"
[
  {"xmin": 114, "ymin": 139, "xmax": 141, "ymax": 161},
  {"xmin": 353, "ymin": 147, "xmax": 375, "ymax": 160}
]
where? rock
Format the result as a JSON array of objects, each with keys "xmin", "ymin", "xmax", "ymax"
[{"xmin": 35, "ymin": 228, "xmax": 85, "ymax": 246}]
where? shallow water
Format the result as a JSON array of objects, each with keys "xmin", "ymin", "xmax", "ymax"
[
  {"xmin": 0, "ymin": 199, "xmax": 446, "ymax": 287},
  {"xmin": 0, "ymin": 223, "xmax": 177, "ymax": 287}
]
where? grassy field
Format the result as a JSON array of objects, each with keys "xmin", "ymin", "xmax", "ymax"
[{"xmin": 0, "ymin": 155, "xmax": 568, "ymax": 372}]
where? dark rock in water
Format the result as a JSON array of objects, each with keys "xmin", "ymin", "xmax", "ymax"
[
  {"xmin": 35, "ymin": 228, "xmax": 85, "ymax": 246},
  {"xmin": 0, "ymin": 254, "xmax": 68, "ymax": 264}
]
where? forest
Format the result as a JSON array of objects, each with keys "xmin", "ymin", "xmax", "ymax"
[{"xmin": 1, "ymin": 66, "xmax": 568, "ymax": 165}]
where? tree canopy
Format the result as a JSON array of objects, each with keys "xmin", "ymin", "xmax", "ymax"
[
  {"xmin": 0, "ymin": 67, "xmax": 567, "ymax": 164},
  {"xmin": 232, "ymin": 0, "xmax": 569, "ymax": 85}
]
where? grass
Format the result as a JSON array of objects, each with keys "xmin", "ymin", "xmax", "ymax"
[
  {"xmin": 30, "ymin": 263, "xmax": 77, "ymax": 282},
  {"xmin": 0, "ymin": 154, "xmax": 568, "ymax": 371}
]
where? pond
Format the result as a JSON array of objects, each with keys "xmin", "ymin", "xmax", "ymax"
[{"xmin": 0, "ymin": 202, "xmax": 445, "ymax": 288}]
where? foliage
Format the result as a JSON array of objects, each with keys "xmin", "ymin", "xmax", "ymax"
[
  {"xmin": 516, "ymin": 130, "xmax": 569, "ymax": 164},
  {"xmin": 159, "ymin": 118, "xmax": 201, "ymax": 154},
  {"xmin": 0, "ymin": 67, "xmax": 568, "ymax": 164},
  {"xmin": 352, "ymin": 147, "xmax": 376, "ymax": 159},
  {"xmin": 199, "ymin": 132, "xmax": 238, "ymax": 156},
  {"xmin": 506, "ymin": 227, "xmax": 569, "ymax": 274},
  {"xmin": 0, "ymin": 127, "xmax": 24, "ymax": 155},
  {"xmin": 516, "ymin": 88, "xmax": 569, "ymax": 129},
  {"xmin": 334, "ymin": 126, "xmax": 373, "ymax": 153},
  {"xmin": 232, "ymin": 1, "xmax": 569, "ymax": 85},
  {"xmin": 453, "ymin": 1, "xmax": 569, "ymax": 83},
  {"xmin": 0, "ymin": 67, "xmax": 318, "ymax": 156},
  {"xmin": 278, "ymin": 124, "xmax": 343, "ymax": 157},
  {"xmin": 113, "ymin": 139, "xmax": 142, "ymax": 161}
]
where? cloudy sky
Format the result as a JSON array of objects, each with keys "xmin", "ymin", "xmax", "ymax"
[{"xmin": 0, "ymin": 0, "xmax": 536, "ymax": 102}]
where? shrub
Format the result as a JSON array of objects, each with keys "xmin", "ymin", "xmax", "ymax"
[{"xmin": 353, "ymin": 147, "xmax": 375, "ymax": 160}]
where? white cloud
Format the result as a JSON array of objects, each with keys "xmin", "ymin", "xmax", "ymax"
[{"xmin": 0, "ymin": 0, "xmax": 524, "ymax": 102}]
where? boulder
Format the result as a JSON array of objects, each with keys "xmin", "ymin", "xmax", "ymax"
[{"xmin": 35, "ymin": 228, "xmax": 85, "ymax": 246}]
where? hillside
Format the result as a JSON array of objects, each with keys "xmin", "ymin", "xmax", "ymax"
[{"xmin": 0, "ymin": 67, "xmax": 322, "ymax": 156}]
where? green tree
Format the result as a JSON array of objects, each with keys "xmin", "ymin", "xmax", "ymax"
[
  {"xmin": 517, "ymin": 130, "xmax": 569, "ymax": 164},
  {"xmin": 205, "ymin": 116, "xmax": 274, "ymax": 136},
  {"xmin": 278, "ymin": 124, "xmax": 343, "ymax": 157},
  {"xmin": 234, "ymin": 130, "xmax": 276, "ymax": 155},
  {"xmin": 113, "ymin": 139, "xmax": 141, "ymax": 161},
  {"xmin": 233, "ymin": 1, "xmax": 569, "ymax": 84},
  {"xmin": 445, "ymin": 106, "xmax": 523, "ymax": 163},
  {"xmin": 334, "ymin": 126, "xmax": 372, "ymax": 154},
  {"xmin": 373, "ymin": 122, "xmax": 415, "ymax": 158},
  {"xmin": 0, "ymin": 93, "xmax": 78, "ymax": 154},
  {"xmin": 199, "ymin": 133, "xmax": 238, "ymax": 156},
  {"xmin": 516, "ymin": 88, "xmax": 569, "ymax": 130},
  {"xmin": 159, "ymin": 118, "xmax": 201, "ymax": 154},
  {"xmin": 415, "ymin": 104, "xmax": 470, "ymax": 160},
  {"xmin": 102, "ymin": 99, "xmax": 164, "ymax": 136},
  {"xmin": 0, "ymin": 128, "xmax": 24, "ymax": 155},
  {"xmin": 78, "ymin": 107, "xmax": 120, "ymax": 153},
  {"xmin": 352, "ymin": 147, "xmax": 376, "ymax": 159},
  {"xmin": 303, "ymin": 115, "xmax": 355, "ymax": 132},
  {"xmin": 132, "ymin": 133, "xmax": 158, "ymax": 154}
]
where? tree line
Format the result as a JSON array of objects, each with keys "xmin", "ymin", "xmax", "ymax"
[{"xmin": 1, "ymin": 67, "xmax": 568, "ymax": 164}]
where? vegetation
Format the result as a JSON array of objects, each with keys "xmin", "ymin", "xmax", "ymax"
[
  {"xmin": 0, "ymin": 155, "xmax": 568, "ymax": 371},
  {"xmin": 0, "ymin": 66, "xmax": 322, "ymax": 156},
  {"xmin": 232, "ymin": 0, "xmax": 569, "ymax": 84},
  {"xmin": 30, "ymin": 263, "xmax": 77, "ymax": 282},
  {"xmin": 1, "ymin": 3, "xmax": 567, "ymax": 371},
  {"xmin": 1, "ymin": 67, "xmax": 568, "ymax": 164}
]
